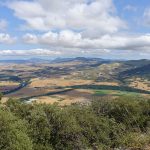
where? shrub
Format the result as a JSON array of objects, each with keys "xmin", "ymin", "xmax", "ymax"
[{"xmin": 0, "ymin": 109, "xmax": 33, "ymax": 150}]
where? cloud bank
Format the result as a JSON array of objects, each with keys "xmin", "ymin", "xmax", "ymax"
[
  {"xmin": 0, "ymin": 49, "xmax": 61, "ymax": 56},
  {"xmin": 22, "ymin": 31, "xmax": 150, "ymax": 51}
]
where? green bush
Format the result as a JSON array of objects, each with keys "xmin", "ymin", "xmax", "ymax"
[
  {"xmin": 92, "ymin": 96, "xmax": 150, "ymax": 131},
  {"xmin": 0, "ymin": 96, "xmax": 149, "ymax": 150},
  {"xmin": 0, "ymin": 109, "xmax": 33, "ymax": 150}
]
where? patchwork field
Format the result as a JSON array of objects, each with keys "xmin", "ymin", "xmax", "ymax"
[
  {"xmin": 29, "ymin": 77, "xmax": 93, "ymax": 88},
  {"xmin": 0, "ymin": 58, "xmax": 149, "ymax": 105}
]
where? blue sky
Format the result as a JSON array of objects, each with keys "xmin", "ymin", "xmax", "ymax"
[{"xmin": 0, "ymin": 0, "xmax": 150, "ymax": 60}]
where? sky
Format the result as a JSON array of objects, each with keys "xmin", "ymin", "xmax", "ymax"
[{"xmin": 0, "ymin": 0, "xmax": 150, "ymax": 60}]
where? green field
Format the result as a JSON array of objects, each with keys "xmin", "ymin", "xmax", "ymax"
[{"xmin": 94, "ymin": 89, "xmax": 141, "ymax": 97}]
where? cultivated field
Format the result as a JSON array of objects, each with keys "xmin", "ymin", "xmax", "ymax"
[{"xmin": 0, "ymin": 58, "xmax": 149, "ymax": 104}]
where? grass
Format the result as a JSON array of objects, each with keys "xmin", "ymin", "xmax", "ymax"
[
  {"xmin": 69, "ymin": 84, "xmax": 150, "ymax": 94},
  {"xmin": 94, "ymin": 90, "xmax": 141, "ymax": 97},
  {"xmin": 115, "ymin": 91, "xmax": 140, "ymax": 96},
  {"xmin": 94, "ymin": 90, "xmax": 112, "ymax": 96}
]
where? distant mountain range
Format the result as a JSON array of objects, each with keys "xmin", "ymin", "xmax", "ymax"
[
  {"xmin": 0, "ymin": 57, "xmax": 109, "ymax": 64},
  {"xmin": 51, "ymin": 57, "xmax": 108, "ymax": 63},
  {"xmin": 0, "ymin": 57, "xmax": 149, "ymax": 64},
  {"xmin": 0, "ymin": 58, "xmax": 52, "ymax": 64}
]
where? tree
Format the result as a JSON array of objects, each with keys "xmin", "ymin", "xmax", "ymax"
[{"xmin": 0, "ymin": 109, "xmax": 33, "ymax": 150}]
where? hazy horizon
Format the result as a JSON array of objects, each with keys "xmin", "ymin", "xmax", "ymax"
[{"xmin": 0, "ymin": 56, "xmax": 150, "ymax": 61}]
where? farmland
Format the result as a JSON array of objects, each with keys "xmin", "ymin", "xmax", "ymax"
[{"xmin": 0, "ymin": 58, "xmax": 149, "ymax": 105}]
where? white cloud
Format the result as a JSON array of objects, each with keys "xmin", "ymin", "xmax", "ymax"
[
  {"xmin": 8, "ymin": 0, "xmax": 126, "ymax": 36},
  {"xmin": 22, "ymin": 30, "xmax": 150, "ymax": 51},
  {"xmin": 0, "ymin": 33, "xmax": 16, "ymax": 44},
  {"xmin": 23, "ymin": 33, "xmax": 38, "ymax": 44},
  {"xmin": 0, "ymin": 19, "xmax": 7, "ymax": 30},
  {"xmin": 0, "ymin": 49, "xmax": 61, "ymax": 56},
  {"xmin": 2, "ymin": 0, "xmax": 149, "ymax": 59}
]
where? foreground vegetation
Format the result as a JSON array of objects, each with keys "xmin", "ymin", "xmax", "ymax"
[{"xmin": 0, "ymin": 96, "xmax": 150, "ymax": 150}]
